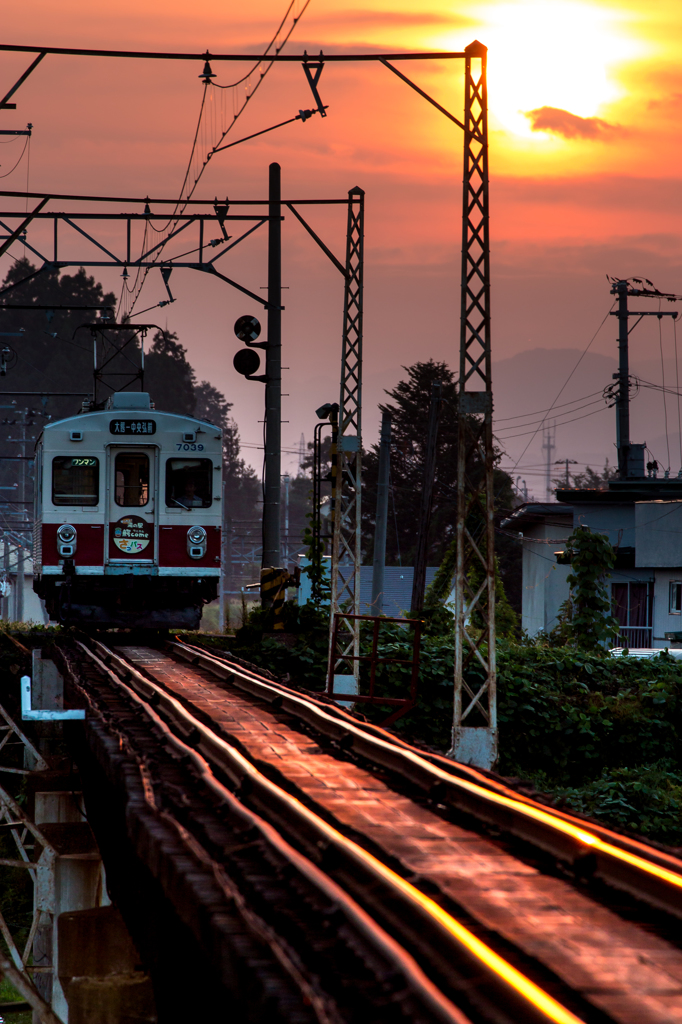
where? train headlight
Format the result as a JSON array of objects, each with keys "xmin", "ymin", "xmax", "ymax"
[
  {"xmin": 187, "ymin": 526, "xmax": 207, "ymax": 560},
  {"xmin": 56, "ymin": 524, "xmax": 77, "ymax": 558}
]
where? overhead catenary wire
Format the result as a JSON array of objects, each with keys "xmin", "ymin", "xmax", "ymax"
[
  {"xmin": 0, "ymin": 137, "xmax": 29, "ymax": 179},
  {"xmin": 126, "ymin": 0, "xmax": 311, "ymax": 317}
]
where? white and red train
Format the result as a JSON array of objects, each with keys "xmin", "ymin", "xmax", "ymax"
[{"xmin": 32, "ymin": 392, "xmax": 222, "ymax": 628}]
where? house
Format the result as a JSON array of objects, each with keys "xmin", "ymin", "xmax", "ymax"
[
  {"xmin": 297, "ymin": 561, "xmax": 439, "ymax": 617},
  {"xmin": 501, "ymin": 479, "xmax": 682, "ymax": 648}
]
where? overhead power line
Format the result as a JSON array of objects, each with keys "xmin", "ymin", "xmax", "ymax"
[{"xmin": 494, "ymin": 388, "xmax": 605, "ymax": 422}]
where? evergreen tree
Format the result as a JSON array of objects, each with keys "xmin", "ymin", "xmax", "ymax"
[
  {"xmin": 194, "ymin": 380, "xmax": 259, "ymax": 521},
  {"xmin": 362, "ymin": 360, "xmax": 521, "ymax": 609},
  {"xmin": 0, "ymin": 260, "xmax": 259, "ymax": 521},
  {"xmin": 145, "ymin": 330, "xmax": 196, "ymax": 416}
]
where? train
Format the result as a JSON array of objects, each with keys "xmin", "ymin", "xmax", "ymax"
[{"xmin": 32, "ymin": 391, "xmax": 222, "ymax": 629}]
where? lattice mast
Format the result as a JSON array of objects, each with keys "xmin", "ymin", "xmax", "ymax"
[
  {"xmin": 328, "ymin": 188, "xmax": 364, "ymax": 686},
  {"xmin": 450, "ymin": 41, "xmax": 497, "ymax": 769}
]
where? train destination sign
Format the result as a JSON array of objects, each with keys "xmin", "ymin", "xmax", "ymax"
[{"xmin": 109, "ymin": 419, "xmax": 156, "ymax": 436}]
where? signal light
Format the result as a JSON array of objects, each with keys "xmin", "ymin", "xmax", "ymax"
[
  {"xmin": 234, "ymin": 315, "xmax": 261, "ymax": 342},
  {"xmin": 233, "ymin": 349, "xmax": 261, "ymax": 378}
]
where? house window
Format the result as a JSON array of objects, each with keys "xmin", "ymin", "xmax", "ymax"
[
  {"xmin": 670, "ymin": 582, "xmax": 682, "ymax": 614},
  {"xmin": 612, "ymin": 582, "xmax": 653, "ymax": 648}
]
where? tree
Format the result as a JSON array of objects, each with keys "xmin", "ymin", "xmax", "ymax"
[
  {"xmin": 554, "ymin": 459, "xmax": 618, "ymax": 492},
  {"xmin": 560, "ymin": 526, "xmax": 619, "ymax": 650},
  {"xmin": 0, "ymin": 260, "xmax": 259, "ymax": 520},
  {"xmin": 0, "ymin": 257, "xmax": 116, "ymax": 420},
  {"xmin": 194, "ymin": 380, "xmax": 260, "ymax": 521},
  {"xmin": 362, "ymin": 360, "xmax": 521, "ymax": 611},
  {"xmin": 145, "ymin": 330, "xmax": 196, "ymax": 416}
]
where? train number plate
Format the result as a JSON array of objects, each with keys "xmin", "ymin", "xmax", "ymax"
[{"xmin": 109, "ymin": 419, "xmax": 156, "ymax": 436}]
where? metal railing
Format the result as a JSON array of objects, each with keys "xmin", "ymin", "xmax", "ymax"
[{"xmin": 615, "ymin": 625, "xmax": 653, "ymax": 649}]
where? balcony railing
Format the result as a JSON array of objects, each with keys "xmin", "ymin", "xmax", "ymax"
[{"xmin": 615, "ymin": 625, "xmax": 653, "ymax": 649}]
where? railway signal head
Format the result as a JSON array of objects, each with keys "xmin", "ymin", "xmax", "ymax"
[
  {"xmin": 233, "ymin": 348, "xmax": 261, "ymax": 378},
  {"xmin": 234, "ymin": 315, "xmax": 261, "ymax": 342}
]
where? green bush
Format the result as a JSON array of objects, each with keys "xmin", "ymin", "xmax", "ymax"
[
  {"xmin": 552, "ymin": 761, "xmax": 682, "ymax": 844},
  {"xmin": 214, "ymin": 605, "xmax": 682, "ymax": 844}
]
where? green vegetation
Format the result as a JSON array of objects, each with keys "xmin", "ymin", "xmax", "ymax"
[
  {"xmin": 555, "ymin": 525, "xmax": 619, "ymax": 650},
  {"xmin": 219, "ymin": 603, "xmax": 682, "ymax": 846},
  {"xmin": 0, "ymin": 259, "xmax": 259, "ymax": 521}
]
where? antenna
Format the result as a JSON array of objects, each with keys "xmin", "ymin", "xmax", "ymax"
[{"xmin": 542, "ymin": 422, "xmax": 556, "ymax": 500}]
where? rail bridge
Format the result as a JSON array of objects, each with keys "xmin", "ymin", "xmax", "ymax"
[{"xmin": 3, "ymin": 636, "xmax": 682, "ymax": 1023}]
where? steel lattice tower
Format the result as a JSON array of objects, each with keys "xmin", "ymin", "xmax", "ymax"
[
  {"xmin": 450, "ymin": 41, "xmax": 497, "ymax": 769},
  {"xmin": 328, "ymin": 187, "xmax": 365, "ymax": 686}
]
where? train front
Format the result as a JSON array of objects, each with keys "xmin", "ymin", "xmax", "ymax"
[{"xmin": 33, "ymin": 392, "xmax": 222, "ymax": 629}]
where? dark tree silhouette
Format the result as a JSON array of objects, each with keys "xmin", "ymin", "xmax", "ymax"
[
  {"xmin": 362, "ymin": 360, "xmax": 521, "ymax": 611},
  {"xmin": 0, "ymin": 260, "xmax": 259, "ymax": 521},
  {"xmin": 145, "ymin": 330, "xmax": 196, "ymax": 417}
]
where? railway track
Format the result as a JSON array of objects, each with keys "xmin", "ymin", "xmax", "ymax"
[{"xmin": 56, "ymin": 636, "xmax": 682, "ymax": 1024}]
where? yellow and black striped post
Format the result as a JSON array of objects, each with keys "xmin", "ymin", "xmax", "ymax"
[{"xmin": 260, "ymin": 567, "xmax": 288, "ymax": 630}]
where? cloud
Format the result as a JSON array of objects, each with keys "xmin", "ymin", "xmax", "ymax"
[{"xmin": 525, "ymin": 106, "xmax": 621, "ymax": 140}]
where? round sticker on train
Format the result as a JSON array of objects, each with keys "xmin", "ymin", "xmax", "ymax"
[{"xmin": 113, "ymin": 515, "xmax": 151, "ymax": 554}]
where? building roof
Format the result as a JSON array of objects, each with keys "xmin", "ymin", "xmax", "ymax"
[
  {"xmin": 557, "ymin": 479, "xmax": 682, "ymax": 504},
  {"xmin": 500, "ymin": 502, "xmax": 574, "ymax": 531}
]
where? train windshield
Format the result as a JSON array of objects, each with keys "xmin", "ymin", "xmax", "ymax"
[
  {"xmin": 166, "ymin": 459, "xmax": 212, "ymax": 509},
  {"xmin": 52, "ymin": 457, "xmax": 99, "ymax": 506},
  {"xmin": 115, "ymin": 453, "xmax": 150, "ymax": 507}
]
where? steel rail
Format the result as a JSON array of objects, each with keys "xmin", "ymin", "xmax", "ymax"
[
  {"xmin": 175, "ymin": 639, "xmax": 682, "ymax": 862},
  {"xmin": 81, "ymin": 639, "xmax": 584, "ymax": 1024},
  {"xmin": 73, "ymin": 641, "xmax": 466, "ymax": 1024},
  {"xmin": 168, "ymin": 639, "xmax": 682, "ymax": 918},
  {"xmin": 0, "ymin": 44, "xmax": 465, "ymax": 62}
]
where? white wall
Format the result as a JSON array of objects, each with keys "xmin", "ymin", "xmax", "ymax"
[
  {"xmin": 652, "ymin": 568, "xmax": 682, "ymax": 646},
  {"xmin": 573, "ymin": 503, "xmax": 635, "ymax": 548},
  {"xmin": 521, "ymin": 521, "xmax": 572, "ymax": 636},
  {"xmin": 636, "ymin": 501, "xmax": 682, "ymax": 567}
]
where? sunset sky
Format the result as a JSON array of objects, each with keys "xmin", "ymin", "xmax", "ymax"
[{"xmin": 2, "ymin": 0, "xmax": 682, "ymax": 493}]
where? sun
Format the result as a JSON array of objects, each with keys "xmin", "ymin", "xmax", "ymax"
[{"xmin": 458, "ymin": 2, "xmax": 643, "ymax": 139}]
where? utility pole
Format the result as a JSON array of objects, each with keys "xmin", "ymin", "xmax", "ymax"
[
  {"xmin": 411, "ymin": 383, "xmax": 441, "ymax": 616},
  {"xmin": 283, "ymin": 473, "xmax": 290, "ymax": 567},
  {"xmin": 615, "ymin": 279, "xmax": 630, "ymax": 480},
  {"xmin": 606, "ymin": 277, "xmax": 681, "ymax": 479},
  {"xmin": 370, "ymin": 411, "xmax": 392, "ymax": 616},
  {"xmin": 263, "ymin": 161, "xmax": 282, "ymax": 569},
  {"xmin": 542, "ymin": 423, "xmax": 556, "ymax": 500},
  {"xmin": 555, "ymin": 458, "xmax": 577, "ymax": 488}
]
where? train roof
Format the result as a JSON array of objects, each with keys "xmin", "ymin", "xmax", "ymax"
[{"xmin": 36, "ymin": 392, "xmax": 221, "ymax": 446}]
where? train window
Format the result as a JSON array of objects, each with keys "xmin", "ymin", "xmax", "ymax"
[
  {"xmin": 166, "ymin": 459, "xmax": 212, "ymax": 509},
  {"xmin": 115, "ymin": 453, "xmax": 149, "ymax": 507},
  {"xmin": 52, "ymin": 457, "xmax": 99, "ymax": 506}
]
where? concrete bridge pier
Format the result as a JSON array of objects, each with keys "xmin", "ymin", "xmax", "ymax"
[{"xmin": 20, "ymin": 651, "xmax": 156, "ymax": 1023}]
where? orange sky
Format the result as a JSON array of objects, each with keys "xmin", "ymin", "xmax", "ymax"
[{"xmin": 2, "ymin": 0, "xmax": 682, "ymax": 487}]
